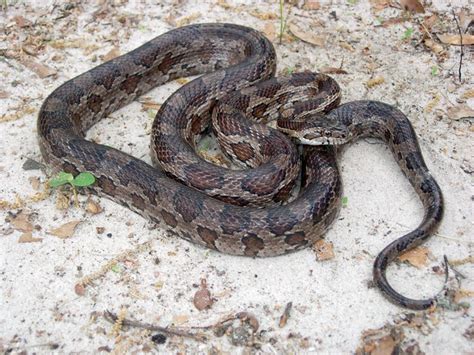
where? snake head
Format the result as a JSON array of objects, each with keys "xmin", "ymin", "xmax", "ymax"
[{"xmin": 277, "ymin": 113, "xmax": 350, "ymax": 146}]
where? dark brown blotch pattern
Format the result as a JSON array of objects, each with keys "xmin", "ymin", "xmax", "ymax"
[
  {"xmin": 161, "ymin": 209, "xmax": 178, "ymax": 228},
  {"xmin": 197, "ymin": 226, "xmax": 218, "ymax": 249},
  {"xmin": 241, "ymin": 234, "xmax": 264, "ymax": 256},
  {"xmin": 284, "ymin": 232, "xmax": 307, "ymax": 247}
]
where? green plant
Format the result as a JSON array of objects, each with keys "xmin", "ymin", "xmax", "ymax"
[
  {"xmin": 402, "ymin": 27, "xmax": 414, "ymax": 40},
  {"xmin": 342, "ymin": 196, "xmax": 348, "ymax": 208},
  {"xmin": 50, "ymin": 171, "xmax": 96, "ymax": 206},
  {"xmin": 279, "ymin": 0, "xmax": 286, "ymax": 44}
]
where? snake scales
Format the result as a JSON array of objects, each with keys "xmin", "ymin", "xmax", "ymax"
[{"xmin": 38, "ymin": 23, "xmax": 444, "ymax": 310}]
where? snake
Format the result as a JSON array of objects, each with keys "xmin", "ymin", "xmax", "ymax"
[{"xmin": 37, "ymin": 23, "xmax": 444, "ymax": 310}]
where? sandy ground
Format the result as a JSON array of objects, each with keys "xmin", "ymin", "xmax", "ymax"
[{"xmin": 1, "ymin": 0, "xmax": 473, "ymax": 353}]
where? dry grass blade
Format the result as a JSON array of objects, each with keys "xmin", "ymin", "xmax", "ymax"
[{"xmin": 104, "ymin": 311, "xmax": 208, "ymax": 342}]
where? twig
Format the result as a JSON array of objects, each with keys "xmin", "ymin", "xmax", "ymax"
[
  {"xmin": 279, "ymin": 302, "xmax": 293, "ymax": 328},
  {"xmin": 451, "ymin": 10, "xmax": 463, "ymax": 82},
  {"xmin": 279, "ymin": 0, "xmax": 285, "ymax": 44},
  {"xmin": 104, "ymin": 311, "xmax": 208, "ymax": 342}
]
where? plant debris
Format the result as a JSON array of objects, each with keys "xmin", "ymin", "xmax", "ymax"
[
  {"xmin": 193, "ymin": 279, "xmax": 214, "ymax": 311},
  {"xmin": 279, "ymin": 302, "xmax": 293, "ymax": 328},
  {"xmin": 313, "ymin": 239, "xmax": 335, "ymax": 261},
  {"xmin": 400, "ymin": 0, "xmax": 425, "ymax": 13},
  {"xmin": 48, "ymin": 220, "xmax": 82, "ymax": 239},
  {"xmin": 398, "ymin": 246, "xmax": 430, "ymax": 268},
  {"xmin": 19, "ymin": 58, "xmax": 57, "ymax": 78},
  {"xmin": 8, "ymin": 210, "xmax": 34, "ymax": 232},
  {"xmin": 18, "ymin": 231, "xmax": 43, "ymax": 243},
  {"xmin": 288, "ymin": 22, "xmax": 325, "ymax": 46}
]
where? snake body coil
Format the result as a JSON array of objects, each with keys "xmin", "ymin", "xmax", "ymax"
[{"xmin": 38, "ymin": 23, "xmax": 444, "ymax": 310}]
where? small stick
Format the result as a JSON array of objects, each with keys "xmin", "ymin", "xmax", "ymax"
[
  {"xmin": 104, "ymin": 311, "xmax": 208, "ymax": 342},
  {"xmin": 451, "ymin": 10, "xmax": 463, "ymax": 82},
  {"xmin": 279, "ymin": 0, "xmax": 285, "ymax": 44},
  {"xmin": 279, "ymin": 302, "xmax": 293, "ymax": 328}
]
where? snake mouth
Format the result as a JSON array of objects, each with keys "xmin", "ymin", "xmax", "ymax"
[{"xmin": 298, "ymin": 131, "xmax": 350, "ymax": 146}]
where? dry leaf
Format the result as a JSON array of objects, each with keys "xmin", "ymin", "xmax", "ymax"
[
  {"xmin": 381, "ymin": 17, "xmax": 406, "ymax": 27},
  {"xmin": 13, "ymin": 15, "xmax": 32, "ymax": 28},
  {"xmin": 0, "ymin": 90, "xmax": 10, "ymax": 99},
  {"xmin": 18, "ymin": 232, "xmax": 42, "ymax": 243},
  {"xmin": 102, "ymin": 47, "xmax": 120, "ymax": 62},
  {"xmin": 75, "ymin": 283, "xmax": 86, "ymax": 296},
  {"xmin": 424, "ymin": 93, "xmax": 440, "ymax": 113},
  {"xmin": 176, "ymin": 13, "xmax": 201, "ymax": 27},
  {"xmin": 164, "ymin": 12, "xmax": 177, "ymax": 27},
  {"xmin": 400, "ymin": 0, "xmax": 424, "ymax": 13},
  {"xmin": 249, "ymin": 10, "xmax": 277, "ymax": 20},
  {"xmin": 279, "ymin": 302, "xmax": 292, "ymax": 328},
  {"xmin": 10, "ymin": 211, "xmax": 34, "ymax": 232},
  {"xmin": 449, "ymin": 256, "xmax": 474, "ymax": 266},
  {"xmin": 438, "ymin": 34, "xmax": 474, "ymax": 45},
  {"xmin": 236, "ymin": 312, "xmax": 260, "ymax": 332},
  {"xmin": 140, "ymin": 98, "xmax": 161, "ymax": 111},
  {"xmin": 288, "ymin": 22, "xmax": 326, "ymax": 46},
  {"xmin": 398, "ymin": 246, "xmax": 429, "ymax": 268},
  {"xmin": 424, "ymin": 39, "xmax": 445, "ymax": 56},
  {"xmin": 313, "ymin": 239, "xmax": 335, "ymax": 261},
  {"xmin": 263, "ymin": 22, "xmax": 276, "ymax": 41},
  {"xmin": 370, "ymin": 0, "xmax": 391, "ymax": 11},
  {"xmin": 28, "ymin": 176, "xmax": 41, "ymax": 191},
  {"xmin": 459, "ymin": 12, "xmax": 474, "ymax": 33},
  {"xmin": 339, "ymin": 41, "xmax": 355, "ymax": 52},
  {"xmin": 49, "ymin": 38, "xmax": 86, "ymax": 50},
  {"xmin": 85, "ymin": 198, "xmax": 102, "ymax": 215},
  {"xmin": 447, "ymin": 105, "xmax": 474, "ymax": 120},
  {"xmin": 357, "ymin": 326, "xmax": 404, "ymax": 355},
  {"xmin": 461, "ymin": 89, "xmax": 474, "ymax": 99},
  {"xmin": 20, "ymin": 58, "xmax": 57, "ymax": 78},
  {"xmin": 454, "ymin": 289, "xmax": 474, "ymax": 303},
  {"xmin": 304, "ymin": 0, "xmax": 320, "ymax": 10},
  {"xmin": 422, "ymin": 14, "xmax": 439, "ymax": 30},
  {"xmin": 176, "ymin": 78, "xmax": 189, "ymax": 85},
  {"xmin": 193, "ymin": 279, "xmax": 213, "ymax": 311},
  {"xmin": 172, "ymin": 314, "xmax": 189, "ymax": 325},
  {"xmin": 320, "ymin": 66, "xmax": 348, "ymax": 74},
  {"xmin": 366, "ymin": 77, "xmax": 385, "ymax": 88},
  {"xmin": 371, "ymin": 335, "xmax": 396, "ymax": 355},
  {"xmin": 48, "ymin": 220, "xmax": 81, "ymax": 239},
  {"xmin": 55, "ymin": 192, "xmax": 71, "ymax": 210},
  {"xmin": 0, "ymin": 106, "xmax": 36, "ymax": 123},
  {"xmin": 217, "ymin": 0, "xmax": 233, "ymax": 9}
]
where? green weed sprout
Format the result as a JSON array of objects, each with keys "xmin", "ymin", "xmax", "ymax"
[{"xmin": 49, "ymin": 171, "xmax": 96, "ymax": 206}]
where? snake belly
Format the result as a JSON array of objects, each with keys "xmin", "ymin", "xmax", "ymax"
[{"xmin": 37, "ymin": 23, "xmax": 444, "ymax": 310}]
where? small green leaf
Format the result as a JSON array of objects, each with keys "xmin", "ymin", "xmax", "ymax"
[
  {"xmin": 342, "ymin": 196, "xmax": 348, "ymax": 207},
  {"xmin": 347, "ymin": 0, "xmax": 358, "ymax": 4},
  {"xmin": 49, "ymin": 172, "xmax": 74, "ymax": 187},
  {"xmin": 198, "ymin": 136, "xmax": 213, "ymax": 152},
  {"xmin": 110, "ymin": 264, "xmax": 121, "ymax": 273},
  {"xmin": 431, "ymin": 66, "xmax": 439, "ymax": 76},
  {"xmin": 72, "ymin": 172, "xmax": 96, "ymax": 187},
  {"xmin": 147, "ymin": 109, "xmax": 157, "ymax": 119},
  {"xmin": 402, "ymin": 28, "xmax": 414, "ymax": 40},
  {"xmin": 286, "ymin": 67, "xmax": 295, "ymax": 75}
]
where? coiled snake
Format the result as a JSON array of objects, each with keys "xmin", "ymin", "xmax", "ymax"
[{"xmin": 38, "ymin": 23, "xmax": 444, "ymax": 310}]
